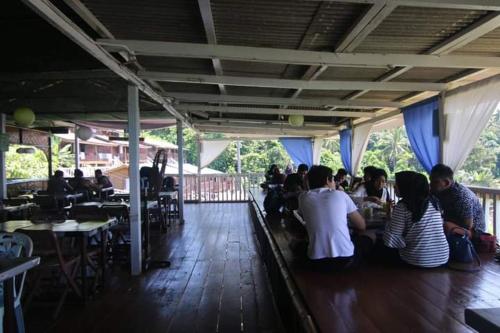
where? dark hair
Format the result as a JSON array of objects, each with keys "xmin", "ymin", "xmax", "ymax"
[
  {"xmin": 95, "ymin": 169, "xmax": 103, "ymax": 175},
  {"xmin": 396, "ymin": 171, "xmax": 437, "ymax": 223},
  {"xmin": 268, "ymin": 164, "xmax": 278, "ymax": 174},
  {"xmin": 297, "ymin": 164, "xmax": 309, "ymax": 173},
  {"xmin": 336, "ymin": 168, "xmax": 348, "ymax": 176},
  {"xmin": 365, "ymin": 168, "xmax": 387, "ymax": 197},
  {"xmin": 363, "ymin": 166, "xmax": 378, "ymax": 177},
  {"xmin": 430, "ymin": 163, "xmax": 454, "ymax": 180},
  {"xmin": 74, "ymin": 169, "xmax": 84, "ymax": 178},
  {"xmin": 54, "ymin": 170, "xmax": 64, "ymax": 178},
  {"xmin": 307, "ymin": 165, "xmax": 333, "ymax": 190}
]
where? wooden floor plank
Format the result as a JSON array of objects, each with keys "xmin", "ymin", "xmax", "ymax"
[{"xmin": 26, "ymin": 203, "xmax": 282, "ymax": 333}]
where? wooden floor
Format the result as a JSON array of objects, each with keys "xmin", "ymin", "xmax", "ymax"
[
  {"xmin": 26, "ymin": 203, "xmax": 283, "ymax": 333},
  {"xmin": 252, "ymin": 190, "xmax": 500, "ymax": 333}
]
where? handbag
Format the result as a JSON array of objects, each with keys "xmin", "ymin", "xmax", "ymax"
[{"xmin": 447, "ymin": 226, "xmax": 481, "ymax": 272}]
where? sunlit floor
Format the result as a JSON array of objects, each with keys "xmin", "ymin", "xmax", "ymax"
[{"xmin": 26, "ymin": 203, "xmax": 283, "ymax": 333}]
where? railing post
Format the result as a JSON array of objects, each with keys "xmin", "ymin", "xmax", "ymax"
[
  {"xmin": 176, "ymin": 120, "xmax": 185, "ymax": 223},
  {"xmin": 483, "ymin": 194, "xmax": 491, "ymax": 232},
  {"xmin": 0, "ymin": 113, "xmax": 6, "ymax": 199},
  {"xmin": 493, "ymin": 194, "xmax": 498, "ymax": 238}
]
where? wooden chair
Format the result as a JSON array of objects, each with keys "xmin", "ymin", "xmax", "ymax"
[
  {"xmin": 0, "ymin": 232, "xmax": 33, "ymax": 333},
  {"xmin": 19, "ymin": 230, "xmax": 81, "ymax": 319}
]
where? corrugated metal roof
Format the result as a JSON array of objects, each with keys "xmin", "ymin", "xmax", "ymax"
[
  {"xmin": 82, "ymin": 0, "xmax": 206, "ymax": 42},
  {"xmin": 392, "ymin": 67, "xmax": 466, "ymax": 83},
  {"xmin": 356, "ymin": 7, "xmax": 488, "ymax": 54},
  {"xmin": 318, "ymin": 67, "xmax": 390, "ymax": 81},
  {"xmin": 358, "ymin": 91, "xmax": 411, "ymax": 101},
  {"xmin": 452, "ymin": 27, "xmax": 500, "ymax": 56}
]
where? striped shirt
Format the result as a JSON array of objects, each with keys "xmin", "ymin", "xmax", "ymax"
[{"xmin": 384, "ymin": 201, "xmax": 449, "ymax": 268}]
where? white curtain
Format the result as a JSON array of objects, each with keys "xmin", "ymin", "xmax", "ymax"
[
  {"xmin": 371, "ymin": 114, "xmax": 404, "ymax": 133},
  {"xmin": 200, "ymin": 140, "xmax": 230, "ymax": 168},
  {"xmin": 443, "ymin": 77, "xmax": 500, "ymax": 171},
  {"xmin": 351, "ymin": 123, "xmax": 373, "ymax": 176},
  {"xmin": 312, "ymin": 138, "xmax": 323, "ymax": 165}
]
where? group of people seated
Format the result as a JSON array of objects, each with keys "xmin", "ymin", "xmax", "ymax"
[
  {"xmin": 266, "ymin": 162, "xmax": 485, "ymax": 271},
  {"xmin": 47, "ymin": 168, "xmax": 114, "ymax": 201}
]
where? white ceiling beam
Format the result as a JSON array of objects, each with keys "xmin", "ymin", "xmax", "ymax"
[
  {"xmin": 197, "ymin": 128, "xmax": 332, "ymax": 137},
  {"xmin": 346, "ymin": 12, "xmax": 500, "ymax": 100},
  {"xmin": 177, "ymin": 104, "xmax": 376, "ymax": 118},
  {"xmin": 194, "ymin": 118, "xmax": 335, "ymax": 129},
  {"xmin": 21, "ymin": 0, "xmax": 188, "ymax": 125},
  {"xmin": 140, "ymin": 71, "xmax": 446, "ymax": 91},
  {"xmin": 314, "ymin": 0, "xmax": 500, "ymax": 11},
  {"xmin": 193, "ymin": 120, "xmax": 338, "ymax": 134},
  {"xmin": 96, "ymin": 39, "xmax": 500, "ymax": 69},
  {"xmin": 197, "ymin": 0, "xmax": 226, "ymax": 95},
  {"xmin": 167, "ymin": 92, "xmax": 401, "ymax": 109},
  {"xmin": 62, "ymin": 0, "xmax": 170, "ymax": 96},
  {"xmin": 291, "ymin": 1, "xmax": 397, "ymax": 99}
]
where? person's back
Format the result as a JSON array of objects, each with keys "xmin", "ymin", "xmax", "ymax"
[
  {"xmin": 384, "ymin": 171, "xmax": 449, "ymax": 267},
  {"xmin": 299, "ymin": 189, "xmax": 357, "ymax": 259},
  {"xmin": 47, "ymin": 172, "xmax": 72, "ymax": 197},
  {"xmin": 384, "ymin": 200, "xmax": 449, "ymax": 267}
]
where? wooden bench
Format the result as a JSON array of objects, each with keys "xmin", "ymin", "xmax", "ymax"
[{"xmin": 250, "ymin": 189, "xmax": 500, "ymax": 333}]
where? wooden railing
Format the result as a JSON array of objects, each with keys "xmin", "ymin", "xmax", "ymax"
[
  {"xmin": 166, "ymin": 173, "xmax": 266, "ymax": 203},
  {"xmin": 387, "ymin": 180, "xmax": 500, "ymax": 238}
]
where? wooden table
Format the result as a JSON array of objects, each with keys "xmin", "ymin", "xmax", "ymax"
[
  {"xmin": 4, "ymin": 219, "xmax": 116, "ymax": 302},
  {"xmin": 0, "ymin": 257, "xmax": 40, "ymax": 333},
  {"xmin": 465, "ymin": 308, "xmax": 500, "ymax": 332},
  {"xmin": 0, "ymin": 203, "xmax": 36, "ymax": 222}
]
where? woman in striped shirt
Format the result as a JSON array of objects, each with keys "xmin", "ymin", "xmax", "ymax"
[{"xmin": 383, "ymin": 171, "xmax": 449, "ymax": 268}]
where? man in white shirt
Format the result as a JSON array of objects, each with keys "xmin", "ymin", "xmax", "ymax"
[{"xmin": 298, "ymin": 165, "xmax": 367, "ymax": 271}]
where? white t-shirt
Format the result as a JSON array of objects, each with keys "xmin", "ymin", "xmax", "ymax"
[
  {"xmin": 351, "ymin": 184, "xmax": 389, "ymax": 203},
  {"xmin": 298, "ymin": 188, "xmax": 358, "ymax": 260}
]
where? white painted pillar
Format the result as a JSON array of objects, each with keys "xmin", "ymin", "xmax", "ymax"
[
  {"xmin": 176, "ymin": 120, "xmax": 185, "ymax": 223},
  {"xmin": 48, "ymin": 134, "xmax": 53, "ymax": 178},
  {"xmin": 196, "ymin": 135, "xmax": 202, "ymax": 203},
  {"xmin": 236, "ymin": 140, "xmax": 241, "ymax": 174},
  {"xmin": 0, "ymin": 114, "xmax": 6, "ymax": 199},
  {"xmin": 74, "ymin": 135, "xmax": 80, "ymax": 169},
  {"xmin": 128, "ymin": 85, "xmax": 142, "ymax": 275}
]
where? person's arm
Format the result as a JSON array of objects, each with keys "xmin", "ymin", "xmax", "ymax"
[
  {"xmin": 364, "ymin": 196, "xmax": 383, "ymax": 204},
  {"xmin": 348, "ymin": 211, "xmax": 366, "ymax": 232},
  {"xmin": 346, "ymin": 194, "xmax": 365, "ymax": 231},
  {"xmin": 383, "ymin": 203, "xmax": 408, "ymax": 248}
]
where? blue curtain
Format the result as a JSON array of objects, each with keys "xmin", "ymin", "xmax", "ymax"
[
  {"xmin": 339, "ymin": 129, "xmax": 352, "ymax": 174},
  {"xmin": 279, "ymin": 137, "xmax": 313, "ymax": 167},
  {"xmin": 403, "ymin": 96, "xmax": 440, "ymax": 173}
]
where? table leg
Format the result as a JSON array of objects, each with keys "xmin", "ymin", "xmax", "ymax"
[
  {"xmin": 4, "ymin": 278, "xmax": 16, "ymax": 333},
  {"xmin": 80, "ymin": 235, "xmax": 88, "ymax": 303}
]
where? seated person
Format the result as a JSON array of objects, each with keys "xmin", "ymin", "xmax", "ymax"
[
  {"xmin": 47, "ymin": 170, "xmax": 73, "ymax": 198},
  {"xmin": 352, "ymin": 168, "xmax": 390, "ymax": 205},
  {"xmin": 69, "ymin": 169, "xmax": 97, "ymax": 200},
  {"xmin": 95, "ymin": 169, "xmax": 114, "ymax": 195},
  {"xmin": 383, "ymin": 171, "xmax": 449, "ymax": 268},
  {"xmin": 269, "ymin": 166, "xmax": 285, "ymax": 185},
  {"xmin": 430, "ymin": 164, "xmax": 485, "ymax": 233},
  {"xmin": 283, "ymin": 173, "xmax": 304, "ymax": 211},
  {"xmin": 334, "ymin": 168, "xmax": 349, "ymax": 190},
  {"xmin": 297, "ymin": 163, "xmax": 309, "ymax": 189},
  {"xmin": 351, "ymin": 165, "xmax": 377, "ymax": 191},
  {"xmin": 298, "ymin": 165, "xmax": 368, "ymax": 271},
  {"xmin": 265, "ymin": 164, "xmax": 278, "ymax": 182}
]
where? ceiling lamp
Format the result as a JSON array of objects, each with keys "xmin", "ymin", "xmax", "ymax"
[
  {"xmin": 288, "ymin": 115, "xmax": 304, "ymax": 127},
  {"xmin": 76, "ymin": 126, "xmax": 94, "ymax": 141},
  {"xmin": 13, "ymin": 107, "xmax": 35, "ymax": 127}
]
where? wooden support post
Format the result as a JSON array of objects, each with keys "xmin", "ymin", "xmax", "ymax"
[
  {"xmin": 128, "ymin": 85, "xmax": 142, "ymax": 275},
  {"xmin": 197, "ymin": 135, "xmax": 202, "ymax": 203},
  {"xmin": 48, "ymin": 134, "xmax": 53, "ymax": 178}
]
